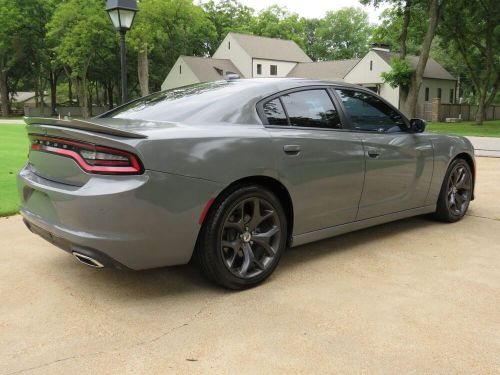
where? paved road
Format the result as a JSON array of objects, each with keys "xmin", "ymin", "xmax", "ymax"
[
  {"xmin": 1, "ymin": 157, "xmax": 499, "ymax": 374},
  {"xmin": 0, "ymin": 119, "xmax": 24, "ymax": 124},
  {"xmin": 466, "ymin": 136, "xmax": 500, "ymax": 157}
]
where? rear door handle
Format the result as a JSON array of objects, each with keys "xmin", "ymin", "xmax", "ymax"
[{"xmin": 283, "ymin": 144, "xmax": 301, "ymax": 155}]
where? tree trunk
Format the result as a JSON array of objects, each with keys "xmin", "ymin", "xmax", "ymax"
[
  {"xmin": 404, "ymin": 0, "xmax": 448, "ymax": 118},
  {"xmin": 107, "ymin": 80, "xmax": 113, "ymax": 110},
  {"xmin": 0, "ymin": 63, "xmax": 9, "ymax": 117},
  {"xmin": 399, "ymin": 0, "xmax": 412, "ymax": 59},
  {"xmin": 75, "ymin": 77, "xmax": 89, "ymax": 119},
  {"xmin": 68, "ymin": 78, "xmax": 73, "ymax": 104},
  {"xmin": 49, "ymin": 70, "xmax": 58, "ymax": 116},
  {"xmin": 474, "ymin": 92, "xmax": 486, "ymax": 124},
  {"xmin": 138, "ymin": 45, "xmax": 149, "ymax": 96}
]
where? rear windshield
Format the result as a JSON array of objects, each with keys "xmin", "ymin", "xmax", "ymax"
[{"xmin": 101, "ymin": 81, "xmax": 238, "ymax": 122}]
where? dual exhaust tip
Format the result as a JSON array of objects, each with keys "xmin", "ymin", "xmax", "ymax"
[{"xmin": 72, "ymin": 252, "xmax": 104, "ymax": 268}]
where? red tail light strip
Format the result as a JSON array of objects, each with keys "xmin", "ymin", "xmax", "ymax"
[{"xmin": 30, "ymin": 136, "xmax": 143, "ymax": 175}]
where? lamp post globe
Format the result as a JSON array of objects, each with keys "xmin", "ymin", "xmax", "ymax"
[{"xmin": 105, "ymin": 0, "xmax": 138, "ymax": 104}]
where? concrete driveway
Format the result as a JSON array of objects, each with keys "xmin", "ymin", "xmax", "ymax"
[{"xmin": 1, "ymin": 158, "xmax": 499, "ymax": 375}]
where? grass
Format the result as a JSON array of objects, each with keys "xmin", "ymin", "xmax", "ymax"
[
  {"xmin": 0, "ymin": 124, "xmax": 28, "ymax": 216},
  {"xmin": 427, "ymin": 120, "xmax": 500, "ymax": 137}
]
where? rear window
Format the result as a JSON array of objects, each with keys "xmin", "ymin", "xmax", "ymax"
[
  {"xmin": 101, "ymin": 81, "xmax": 238, "ymax": 122},
  {"xmin": 263, "ymin": 99, "xmax": 288, "ymax": 125}
]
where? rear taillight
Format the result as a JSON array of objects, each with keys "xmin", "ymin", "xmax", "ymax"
[{"xmin": 30, "ymin": 135, "xmax": 143, "ymax": 175}]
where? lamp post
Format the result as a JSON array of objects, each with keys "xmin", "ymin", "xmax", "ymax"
[{"xmin": 106, "ymin": 0, "xmax": 138, "ymax": 104}]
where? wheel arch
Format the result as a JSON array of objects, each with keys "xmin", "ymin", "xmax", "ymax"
[
  {"xmin": 452, "ymin": 152, "xmax": 476, "ymax": 200},
  {"xmin": 198, "ymin": 175, "xmax": 294, "ymax": 248}
]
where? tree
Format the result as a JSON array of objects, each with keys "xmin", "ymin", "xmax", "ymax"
[
  {"xmin": 363, "ymin": 0, "xmax": 449, "ymax": 117},
  {"xmin": 47, "ymin": 0, "xmax": 116, "ymax": 118},
  {"xmin": 203, "ymin": 0, "xmax": 255, "ymax": 54},
  {"xmin": 0, "ymin": 0, "xmax": 23, "ymax": 116},
  {"xmin": 312, "ymin": 7, "xmax": 372, "ymax": 60},
  {"xmin": 130, "ymin": 0, "xmax": 215, "ymax": 96},
  {"xmin": 252, "ymin": 6, "xmax": 305, "ymax": 48},
  {"xmin": 371, "ymin": 4, "xmax": 428, "ymax": 56},
  {"xmin": 439, "ymin": 0, "xmax": 500, "ymax": 124}
]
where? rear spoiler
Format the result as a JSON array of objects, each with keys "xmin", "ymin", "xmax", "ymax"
[{"xmin": 24, "ymin": 117, "xmax": 147, "ymax": 139}]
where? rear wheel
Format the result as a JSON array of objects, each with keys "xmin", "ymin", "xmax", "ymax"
[
  {"xmin": 196, "ymin": 185, "xmax": 287, "ymax": 289},
  {"xmin": 434, "ymin": 158, "xmax": 473, "ymax": 222}
]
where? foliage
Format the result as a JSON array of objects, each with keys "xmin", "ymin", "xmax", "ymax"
[
  {"xmin": 312, "ymin": 7, "xmax": 372, "ymax": 60},
  {"xmin": 381, "ymin": 58, "xmax": 412, "ymax": 89},
  {"xmin": 438, "ymin": 0, "xmax": 500, "ymax": 123},
  {"xmin": 203, "ymin": 0, "xmax": 254, "ymax": 54},
  {"xmin": 0, "ymin": 124, "xmax": 28, "ymax": 216},
  {"xmin": 251, "ymin": 6, "xmax": 305, "ymax": 48},
  {"xmin": 371, "ymin": 4, "xmax": 428, "ymax": 55}
]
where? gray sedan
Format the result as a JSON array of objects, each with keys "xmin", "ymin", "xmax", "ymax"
[{"xmin": 18, "ymin": 79, "xmax": 475, "ymax": 289}]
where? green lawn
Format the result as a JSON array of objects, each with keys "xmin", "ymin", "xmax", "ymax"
[
  {"xmin": 0, "ymin": 124, "xmax": 28, "ymax": 216},
  {"xmin": 427, "ymin": 120, "xmax": 500, "ymax": 137}
]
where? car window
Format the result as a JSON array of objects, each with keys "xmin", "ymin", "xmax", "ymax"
[
  {"xmin": 336, "ymin": 89, "xmax": 407, "ymax": 133},
  {"xmin": 263, "ymin": 99, "xmax": 288, "ymax": 126},
  {"xmin": 280, "ymin": 90, "xmax": 342, "ymax": 129}
]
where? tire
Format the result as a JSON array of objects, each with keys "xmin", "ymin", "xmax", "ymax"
[
  {"xmin": 195, "ymin": 185, "xmax": 287, "ymax": 290},
  {"xmin": 434, "ymin": 158, "xmax": 473, "ymax": 222}
]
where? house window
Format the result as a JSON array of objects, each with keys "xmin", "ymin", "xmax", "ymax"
[
  {"xmin": 449, "ymin": 89, "xmax": 454, "ymax": 103},
  {"xmin": 370, "ymin": 60, "xmax": 373, "ymax": 71},
  {"xmin": 257, "ymin": 64, "xmax": 262, "ymax": 75},
  {"xmin": 425, "ymin": 87, "xmax": 429, "ymax": 101},
  {"xmin": 270, "ymin": 65, "xmax": 277, "ymax": 76},
  {"xmin": 179, "ymin": 65, "xmax": 182, "ymax": 75},
  {"xmin": 437, "ymin": 88, "xmax": 442, "ymax": 99},
  {"xmin": 228, "ymin": 41, "xmax": 230, "ymax": 50}
]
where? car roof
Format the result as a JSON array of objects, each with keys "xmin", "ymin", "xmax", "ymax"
[{"xmin": 104, "ymin": 78, "xmax": 365, "ymax": 125}]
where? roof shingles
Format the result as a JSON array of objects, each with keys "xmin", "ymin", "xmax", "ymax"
[{"xmin": 229, "ymin": 32, "xmax": 312, "ymax": 63}]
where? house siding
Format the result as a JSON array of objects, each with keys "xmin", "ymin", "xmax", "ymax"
[
  {"xmin": 252, "ymin": 58, "xmax": 297, "ymax": 78},
  {"xmin": 213, "ymin": 34, "xmax": 252, "ymax": 78},
  {"xmin": 161, "ymin": 57, "xmax": 200, "ymax": 90},
  {"xmin": 344, "ymin": 50, "xmax": 400, "ymax": 108}
]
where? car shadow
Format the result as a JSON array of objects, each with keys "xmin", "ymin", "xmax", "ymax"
[{"xmin": 50, "ymin": 214, "xmax": 446, "ymax": 300}]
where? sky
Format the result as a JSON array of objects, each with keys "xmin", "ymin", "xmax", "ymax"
[{"xmin": 199, "ymin": 0, "xmax": 390, "ymax": 24}]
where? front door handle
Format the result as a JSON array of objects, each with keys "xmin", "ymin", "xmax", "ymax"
[
  {"xmin": 367, "ymin": 148, "xmax": 380, "ymax": 158},
  {"xmin": 283, "ymin": 144, "xmax": 301, "ymax": 155}
]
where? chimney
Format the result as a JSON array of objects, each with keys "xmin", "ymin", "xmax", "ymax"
[{"xmin": 370, "ymin": 43, "xmax": 390, "ymax": 52}]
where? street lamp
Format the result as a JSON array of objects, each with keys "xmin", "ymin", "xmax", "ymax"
[{"xmin": 106, "ymin": 0, "xmax": 138, "ymax": 104}]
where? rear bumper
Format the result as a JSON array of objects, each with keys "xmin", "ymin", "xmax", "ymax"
[
  {"xmin": 22, "ymin": 217, "xmax": 130, "ymax": 269},
  {"xmin": 17, "ymin": 164, "xmax": 224, "ymax": 270}
]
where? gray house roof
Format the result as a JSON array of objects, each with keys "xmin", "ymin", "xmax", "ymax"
[
  {"xmin": 229, "ymin": 32, "xmax": 312, "ymax": 63},
  {"xmin": 373, "ymin": 50, "xmax": 456, "ymax": 81},
  {"xmin": 288, "ymin": 59, "xmax": 360, "ymax": 80},
  {"xmin": 181, "ymin": 56, "xmax": 242, "ymax": 82}
]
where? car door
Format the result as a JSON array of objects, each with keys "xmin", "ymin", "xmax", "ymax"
[
  {"xmin": 334, "ymin": 88, "xmax": 433, "ymax": 220},
  {"xmin": 257, "ymin": 87, "xmax": 365, "ymax": 235}
]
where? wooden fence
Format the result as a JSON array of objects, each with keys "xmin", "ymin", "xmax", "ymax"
[{"xmin": 426, "ymin": 98, "xmax": 500, "ymax": 122}]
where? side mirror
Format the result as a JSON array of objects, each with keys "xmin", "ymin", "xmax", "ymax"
[{"xmin": 409, "ymin": 118, "xmax": 426, "ymax": 133}]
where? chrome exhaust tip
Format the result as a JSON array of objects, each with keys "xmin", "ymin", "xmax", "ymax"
[{"xmin": 72, "ymin": 252, "xmax": 104, "ymax": 268}]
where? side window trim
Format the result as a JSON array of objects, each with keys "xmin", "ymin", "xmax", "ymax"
[
  {"xmin": 331, "ymin": 87, "xmax": 410, "ymax": 133},
  {"xmin": 257, "ymin": 85, "xmax": 348, "ymax": 131}
]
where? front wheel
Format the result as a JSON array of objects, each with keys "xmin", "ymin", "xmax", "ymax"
[
  {"xmin": 195, "ymin": 185, "xmax": 287, "ymax": 289},
  {"xmin": 434, "ymin": 158, "xmax": 473, "ymax": 222}
]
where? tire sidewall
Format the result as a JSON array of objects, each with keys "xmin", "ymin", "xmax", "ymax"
[
  {"xmin": 201, "ymin": 185, "xmax": 287, "ymax": 289},
  {"xmin": 438, "ymin": 159, "xmax": 472, "ymax": 222}
]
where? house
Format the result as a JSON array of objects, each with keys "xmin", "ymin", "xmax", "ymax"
[
  {"xmin": 161, "ymin": 34, "xmax": 456, "ymax": 119},
  {"xmin": 343, "ymin": 45, "xmax": 457, "ymax": 117},
  {"xmin": 161, "ymin": 32, "xmax": 311, "ymax": 90}
]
